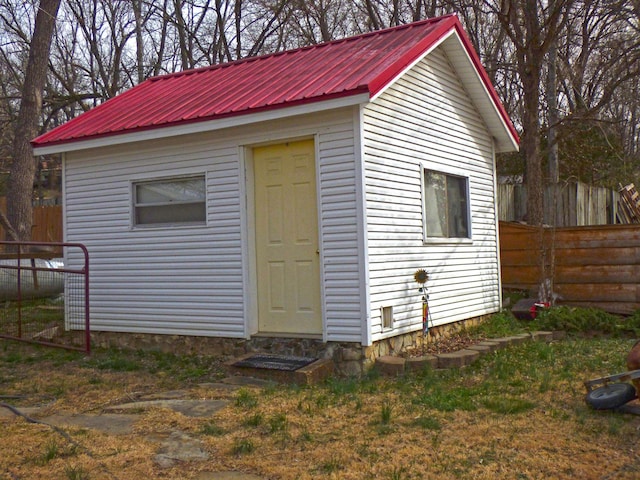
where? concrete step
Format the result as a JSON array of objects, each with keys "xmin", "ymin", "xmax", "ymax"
[{"xmin": 226, "ymin": 354, "xmax": 334, "ymax": 385}]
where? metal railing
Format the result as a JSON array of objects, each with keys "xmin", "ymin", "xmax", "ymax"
[{"xmin": 0, "ymin": 241, "xmax": 90, "ymax": 354}]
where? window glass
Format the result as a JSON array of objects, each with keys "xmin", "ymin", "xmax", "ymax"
[
  {"xmin": 424, "ymin": 170, "xmax": 469, "ymax": 239},
  {"xmin": 134, "ymin": 176, "xmax": 206, "ymax": 226}
]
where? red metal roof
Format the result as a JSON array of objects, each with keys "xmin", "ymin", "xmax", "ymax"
[{"xmin": 33, "ymin": 14, "xmax": 518, "ymax": 148}]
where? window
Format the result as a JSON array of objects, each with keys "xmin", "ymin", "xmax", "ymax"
[
  {"xmin": 423, "ymin": 169, "xmax": 470, "ymax": 239},
  {"xmin": 133, "ymin": 175, "xmax": 206, "ymax": 226}
]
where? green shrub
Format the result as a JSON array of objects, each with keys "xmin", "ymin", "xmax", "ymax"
[
  {"xmin": 473, "ymin": 310, "xmax": 525, "ymax": 337},
  {"xmin": 532, "ymin": 306, "xmax": 624, "ymax": 335}
]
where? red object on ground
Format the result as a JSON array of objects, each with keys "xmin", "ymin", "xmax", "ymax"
[{"xmin": 511, "ymin": 298, "xmax": 550, "ymax": 320}]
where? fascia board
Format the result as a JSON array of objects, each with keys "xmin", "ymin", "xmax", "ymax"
[{"xmin": 33, "ymin": 93, "xmax": 370, "ymax": 156}]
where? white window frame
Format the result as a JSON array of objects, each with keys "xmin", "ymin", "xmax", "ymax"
[
  {"xmin": 421, "ymin": 164, "xmax": 472, "ymax": 244},
  {"xmin": 132, "ymin": 174, "xmax": 207, "ymax": 228},
  {"xmin": 381, "ymin": 306, "xmax": 394, "ymax": 330}
]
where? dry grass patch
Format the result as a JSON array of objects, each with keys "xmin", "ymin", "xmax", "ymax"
[{"xmin": 2, "ymin": 334, "xmax": 640, "ymax": 479}]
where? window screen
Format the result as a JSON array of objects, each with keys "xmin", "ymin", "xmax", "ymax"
[
  {"xmin": 424, "ymin": 170, "xmax": 469, "ymax": 238},
  {"xmin": 134, "ymin": 175, "xmax": 206, "ymax": 226}
]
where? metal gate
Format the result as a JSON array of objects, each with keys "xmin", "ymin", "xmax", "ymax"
[{"xmin": 0, "ymin": 241, "xmax": 89, "ymax": 354}]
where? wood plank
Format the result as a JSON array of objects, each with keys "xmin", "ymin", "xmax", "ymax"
[
  {"xmin": 500, "ymin": 221, "xmax": 640, "ymax": 314},
  {"xmin": 554, "ymin": 284, "xmax": 638, "ymax": 303},
  {"xmin": 501, "ymin": 266, "xmax": 540, "ymax": 284},
  {"xmin": 555, "ymin": 265, "xmax": 640, "ymax": 284},
  {"xmin": 553, "ymin": 247, "xmax": 640, "ymax": 265}
]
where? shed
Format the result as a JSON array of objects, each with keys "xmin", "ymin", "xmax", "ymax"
[{"xmin": 33, "ymin": 14, "xmax": 519, "ymax": 372}]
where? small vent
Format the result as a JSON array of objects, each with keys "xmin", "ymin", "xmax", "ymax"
[{"xmin": 381, "ymin": 306, "xmax": 394, "ymax": 329}]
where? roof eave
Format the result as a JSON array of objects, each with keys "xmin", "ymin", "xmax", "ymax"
[
  {"xmin": 368, "ymin": 17, "xmax": 519, "ymax": 154},
  {"xmin": 445, "ymin": 23, "xmax": 520, "ymax": 152},
  {"xmin": 33, "ymin": 92, "xmax": 370, "ymax": 156}
]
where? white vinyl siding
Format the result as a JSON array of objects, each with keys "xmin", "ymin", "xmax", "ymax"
[
  {"xmin": 317, "ymin": 124, "xmax": 363, "ymax": 343},
  {"xmin": 363, "ymin": 46, "xmax": 500, "ymax": 341},
  {"xmin": 63, "ymin": 109, "xmax": 364, "ymax": 342},
  {"xmin": 64, "ymin": 137, "xmax": 245, "ymax": 337}
]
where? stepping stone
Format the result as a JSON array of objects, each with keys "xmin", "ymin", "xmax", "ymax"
[
  {"xmin": 376, "ymin": 355, "xmax": 405, "ymax": 376},
  {"xmin": 153, "ymin": 431, "xmax": 209, "ymax": 468},
  {"xmin": 0, "ymin": 405, "xmax": 42, "ymax": 420},
  {"xmin": 104, "ymin": 399, "xmax": 228, "ymax": 418},
  {"xmin": 467, "ymin": 344, "xmax": 492, "ymax": 355},
  {"xmin": 490, "ymin": 337, "xmax": 516, "ymax": 348},
  {"xmin": 42, "ymin": 413, "xmax": 137, "ymax": 435},
  {"xmin": 197, "ymin": 381, "xmax": 245, "ymax": 391},
  {"xmin": 219, "ymin": 376, "xmax": 276, "ymax": 387},
  {"xmin": 139, "ymin": 390, "xmax": 190, "ymax": 401},
  {"xmin": 531, "ymin": 331, "xmax": 554, "ymax": 342},
  {"xmin": 405, "ymin": 355, "xmax": 438, "ymax": 372},
  {"xmin": 436, "ymin": 349, "xmax": 480, "ymax": 369},
  {"xmin": 475, "ymin": 340, "xmax": 501, "ymax": 352},
  {"xmin": 504, "ymin": 335, "xmax": 529, "ymax": 345}
]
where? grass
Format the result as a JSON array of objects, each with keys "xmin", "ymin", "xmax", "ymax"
[
  {"xmin": 244, "ymin": 412, "xmax": 263, "ymax": 427},
  {"xmin": 232, "ymin": 438, "xmax": 255, "ymax": 455},
  {"xmin": 40, "ymin": 440, "xmax": 60, "ymax": 464},
  {"xmin": 380, "ymin": 398, "xmax": 393, "ymax": 424},
  {"xmin": 267, "ymin": 412, "xmax": 288, "ymax": 433},
  {"xmin": 235, "ymin": 388, "xmax": 259, "ymax": 409},
  {"xmin": 64, "ymin": 465, "xmax": 90, "ymax": 480},
  {"xmin": 200, "ymin": 421, "xmax": 225, "ymax": 436},
  {"xmin": 2, "ymin": 307, "xmax": 640, "ymax": 479}
]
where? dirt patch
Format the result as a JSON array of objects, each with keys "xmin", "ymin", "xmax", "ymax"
[{"xmin": 402, "ymin": 332, "xmax": 486, "ymax": 357}]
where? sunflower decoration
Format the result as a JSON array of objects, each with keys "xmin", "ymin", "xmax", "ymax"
[{"xmin": 414, "ymin": 268, "xmax": 429, "ymax": 285}]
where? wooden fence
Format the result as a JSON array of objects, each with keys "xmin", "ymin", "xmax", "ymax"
[
  {"xmin": 500, "ymin": 221, "xmax": 640, "ymax": 315},
  {"xmin": 498, "ymin": 182, "xmax": 618, "ymax": 226},
  {"xmin": 0, "ymin": 198, "xmax": 62, "ymax": 243}
]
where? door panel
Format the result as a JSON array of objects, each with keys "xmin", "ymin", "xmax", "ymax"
[{"xmin": 254, "ymin": 139, "xmax": 321, "ymax": 334}]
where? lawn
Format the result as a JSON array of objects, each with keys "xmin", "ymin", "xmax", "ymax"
[{"xmin": 2, "ymin": 311, "xmax": 640, "ymax": 479}]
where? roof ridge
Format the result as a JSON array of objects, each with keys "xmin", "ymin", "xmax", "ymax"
[{"xmin": 149, "ymin": 14, "xmax": 456, "ymax": 82}]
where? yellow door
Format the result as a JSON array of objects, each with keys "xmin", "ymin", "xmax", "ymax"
[{"xmin": 253, "ymin": 139, "xmax": 322, "ymax": 334}]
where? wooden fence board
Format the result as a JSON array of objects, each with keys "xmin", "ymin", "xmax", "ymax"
[
  {"xmin": 555, "ymin": 265, "xmax": 640, "ymax": 284},
  {"xmin": 552, "ymin": 246, "xmax": 640, "ymax": 267},
  {"xmin": 0, "ymin": 198, "xmax": 62, "ymax": 243},
  {"xmin": 498, "ymin": 181, "xmax": 616, "ymax": 226},
  {"xmin": 500, "ymin": 221, "xmax": 640, "ymax": 314},
  {"xmin": 554, "ymin": 284, "xmax": 638, "ymax": 303}
]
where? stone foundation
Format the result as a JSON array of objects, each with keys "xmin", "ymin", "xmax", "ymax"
[{"xmin": 90, "ymin": 315, "xmax": 488, "ymax": 377}]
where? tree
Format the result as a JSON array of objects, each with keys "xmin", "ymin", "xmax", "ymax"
[
  {"xmin": 1, "ymin": 0, "xmax": 640, "ymax": 242},
  {"xmin": 489, "ymin": 0, "xmax": 575, "ymax": 226},
  {"xmin": 6, "ymin": 0, "xmax": 61, "ymax": 241}
]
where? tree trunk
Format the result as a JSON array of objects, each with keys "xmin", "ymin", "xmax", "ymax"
[
  {"xmin": 8, "ymin": 0, "xmax": 61, "ymax": 242},
  {"xmin": 547, "ymin": 40, "xmax": 559, "ymax": 185},
  {"xmin": 133, "ymin": 0, "xmax": 145, "ymax": 84},
  {"xmin": 522, "ymin": 70, "xmax": 544, "ymax": 226}
]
